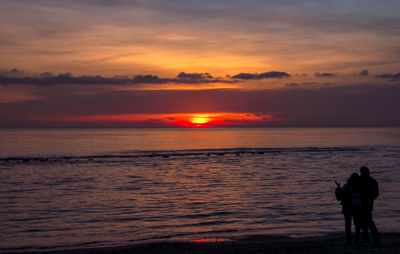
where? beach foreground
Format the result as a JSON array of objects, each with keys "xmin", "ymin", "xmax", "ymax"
[{"xmin": 18, "ymin": 232, "xmax": 400, "ymax": 254}]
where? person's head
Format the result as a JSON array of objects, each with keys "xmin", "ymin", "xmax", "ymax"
[
  {"xmin": 348, "ymin": 172, "xmax": 359, "ymax": 185},
  {"xmin": 360, "ymin": 166, "xmax": 370, "ymax": 177}
]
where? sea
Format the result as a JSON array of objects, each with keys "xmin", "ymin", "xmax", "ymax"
[{"xmin": 1, "ymin": 128, "xmax": 400, "ymax": 252}]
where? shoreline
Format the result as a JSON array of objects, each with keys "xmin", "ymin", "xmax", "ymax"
[{"xmin": 5, "ymin": 232, "xmax": 400, "ymax": 254}]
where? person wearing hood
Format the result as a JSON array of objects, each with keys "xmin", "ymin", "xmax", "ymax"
[{"xmin": 336, "ymin": 173, "xmax": 362, "ymax": 244}]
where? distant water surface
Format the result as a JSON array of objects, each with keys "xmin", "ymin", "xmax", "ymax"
[
  {"xmin": 0, "ymin": 128, "xmax": 399, "ymax": 252},
  {"xmin": 1, "ymin": 128, "xmax": 400, "ymax": 158}
]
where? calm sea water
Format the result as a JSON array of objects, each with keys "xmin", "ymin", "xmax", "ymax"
[{"xmin": 1, "ymin": 128, "xmax": 400, "ymax": 252}]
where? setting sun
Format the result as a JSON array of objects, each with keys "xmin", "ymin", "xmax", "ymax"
[{"xmin": 191, "ymin": 114, "xmax": 211, "ymax": 124}]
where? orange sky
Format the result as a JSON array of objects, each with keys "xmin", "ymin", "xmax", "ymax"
[
  {"xmin": 1, "ymin": 1, "xmax": 400, "ymax": 77},
  {"xmin": 0, "ymin": 1, "xmax": 400, "ymax": 127}
]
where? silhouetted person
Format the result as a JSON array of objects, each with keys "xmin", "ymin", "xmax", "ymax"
[
  {"xmin": 359, "ymin": 166, "xmax": 381, "ymax": 244},
  {"xmin": 336, "ymin": 173, "xmax": 362, "ymax": 244}
]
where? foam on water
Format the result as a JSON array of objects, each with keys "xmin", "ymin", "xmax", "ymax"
[{"xmin": 0, "ymin": 146, "xmax": 379, "ymax": 164}]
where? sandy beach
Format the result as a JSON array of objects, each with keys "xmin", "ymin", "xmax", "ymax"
[{"xmin": 10, "ymin": 232, "xmax": 399, "ymax": 254}]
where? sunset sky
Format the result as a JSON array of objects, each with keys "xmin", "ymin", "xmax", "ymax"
[{"xmin": 1, "ymin": 0, "xmax": 400, "ymax": 127}]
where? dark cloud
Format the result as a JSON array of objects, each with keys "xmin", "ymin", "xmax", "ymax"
[
  {"xmin": 232, "ymin": 71, "xmax": 290, "ymax": 80},
  {"xmin": 10, "ymin": 68, "xmax": 21, "ymax": 74},
  {"xmin": 285, "ymin": 82, "xmax": 331, "ymax": 88},
  {"xmin": 376, "ymin": 72, "xmax": 400, "ymax": 81},
  {"xmin": 0, "ymin": 68, "xmax": 26, "ymax": 77},
  {"xmin": 231, "ymin": 73, "xmax": 256, "ymax": 79},
  {"xmin": 286, "ymin": 83, "xmax": 299, "ymax": 87},
  {"xmin": 314, "ymin": 72, "xmax": 335, "ymax": 77},
  {"xmin": 1, "ymin": 84, "xmax": 400, "ymax": 128},
  {"xmin": 0, "ymin": 70, "xmax": 233, "ymax": 86},
  {"xmin": 0, "ymin": 72, "xmax": 166, "ymax": 86},
  {"xmin": 131, "ymin": 75, "xmax": 164, "ymax": 83},
  {"xmin": 177, "ymin": 72, "xmax": 213, "ymax": 80},
  {"xmin": 359, "ymin": 70, "xmax": 369, "ymax": 76}
]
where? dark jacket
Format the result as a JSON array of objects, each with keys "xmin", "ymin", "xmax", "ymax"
[
  {"xmin": 336, "ymin": 183, "xmax": 362, "ymax": 215},
  {"xmin": 360, "ymin": 176, "xmax": 379, "ymax": 201},
  {"xmin": 360, "ymin": 176, "xmax": 379, "ymax": 211}
]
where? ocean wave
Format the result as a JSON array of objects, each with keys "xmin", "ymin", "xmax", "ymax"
[{"xmin": 0, "ymin": 146, "xmax": 379, "ymax": 164}]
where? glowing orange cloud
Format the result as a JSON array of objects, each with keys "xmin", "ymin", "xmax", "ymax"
[{"xmin": 34, "ymin": 112, "xmax": 275, "ymax": 128}]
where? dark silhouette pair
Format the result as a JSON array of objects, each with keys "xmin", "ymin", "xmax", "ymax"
[{"xmin": 335, "ymin": 166, "xmax": 380, "ymax": 244}]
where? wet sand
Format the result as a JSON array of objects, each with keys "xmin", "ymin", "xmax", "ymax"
[{"xmin": 14, "ymin": 232, "xmax": 400, "ymax": 254}]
